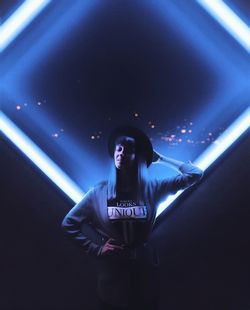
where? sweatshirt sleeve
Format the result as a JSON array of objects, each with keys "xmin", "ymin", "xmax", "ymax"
[
  {"xmin": 153, "ymin": 162, "xmax": 203, "ymax": 204},
  {"xmin": 61, "ymin": 188, "xmax": 102, "ymax": 256}
]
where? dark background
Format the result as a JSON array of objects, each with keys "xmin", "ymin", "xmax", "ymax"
[{"xmin": 1, "ymin": 0, "xmax": 250, "ymax": 309}]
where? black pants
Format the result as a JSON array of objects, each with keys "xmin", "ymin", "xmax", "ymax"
[{"xmin": 97, "ymin": 250, "xmax": 160, "ymax": 309}]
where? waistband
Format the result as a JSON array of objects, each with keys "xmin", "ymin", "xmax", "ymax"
[{"xmin": 117, "ymin": 243, "xmax": 159, "ymax": 266}]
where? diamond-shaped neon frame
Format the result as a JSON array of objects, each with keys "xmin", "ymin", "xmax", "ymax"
[{"xmin": 0, "ymin": 0, "xmax": 249, "ymax": 218}]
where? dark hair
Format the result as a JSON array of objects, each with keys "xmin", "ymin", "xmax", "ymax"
[{"xmin": 107, "ymin": 155, "xmax": 149, "ymax": 203}]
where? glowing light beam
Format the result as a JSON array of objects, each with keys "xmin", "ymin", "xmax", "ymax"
[
  {"xmin": 195, "ymin": 107, "xmax": 250, "ymax": 170},
  {"xmin": 156, "ymin": 107, "xmax": 250, "ymax": 217},
  {"xmin": 197, "ymin": 0, "xmax": 250, "ymax": 53},
  {"xmin": 0, "ymin": 0, "xmax": 51, "ymax": 52},
  {"xmin": 0, "ymin": 112, "xmax": 84, "ymax": 203}
]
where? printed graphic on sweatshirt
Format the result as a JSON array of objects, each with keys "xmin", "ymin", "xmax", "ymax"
[
  {"xmin": 107, "ymin": 199, "xmax": 149, "ymax": 245},
  {"xmin": 107, "ymin": 200, "xmax": 147, "ymax": 220}
]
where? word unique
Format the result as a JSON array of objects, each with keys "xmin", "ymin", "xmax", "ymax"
[{"xmin": 108, "ymin": 206, "xmax": 147, "ymax": 220}]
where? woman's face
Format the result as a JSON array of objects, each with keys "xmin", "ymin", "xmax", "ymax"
[{"xmin": 114, "ymin": 136, "xmax": 136, "ymax": 170}]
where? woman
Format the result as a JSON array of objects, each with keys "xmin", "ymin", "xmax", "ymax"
[{"xmin": 61, "ymin": 126, "xmax": 203, "ymax": 309}]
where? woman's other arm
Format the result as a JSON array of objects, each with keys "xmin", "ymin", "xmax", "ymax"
[{"xmin": 61, "ymin": 188, "xmax": 102, "ymax": 256}]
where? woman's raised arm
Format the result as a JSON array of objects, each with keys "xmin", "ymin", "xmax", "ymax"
[{"xmin": 152, "ymin": 151, "xmax": 204, "ymax": 203}]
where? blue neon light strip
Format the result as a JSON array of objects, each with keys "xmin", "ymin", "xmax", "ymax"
[
  {"xmin": 195, "ymin": 107, "xmax": 250, "ymax": 170},
  {"xmin": 156, "ymin": 107, "xmax": 250, "ymax": 217},
  {"xmin": 197, "ymin": 0, "xmax": 250, "ymax": 53},
  {"xmin": 0, "ymin": 112, "xmax": 84, "ymax": 203},
  {"xmin": 0, "ymin": 0, "xmax": 51, "ymax": 52}
]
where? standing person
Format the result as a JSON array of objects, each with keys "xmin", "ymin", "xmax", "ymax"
[{"xmin": 61, "ymin": 126, "xmax": 203, "ymax": 309}]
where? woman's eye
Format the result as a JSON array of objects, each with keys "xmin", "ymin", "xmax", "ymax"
[
  {"xmin": 116, "ymin": 146, "xmax": 123, "ymax": 152},
  {"xmin": 115, "ymin": 144, "xmax": 135, "ymax": 154}
]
